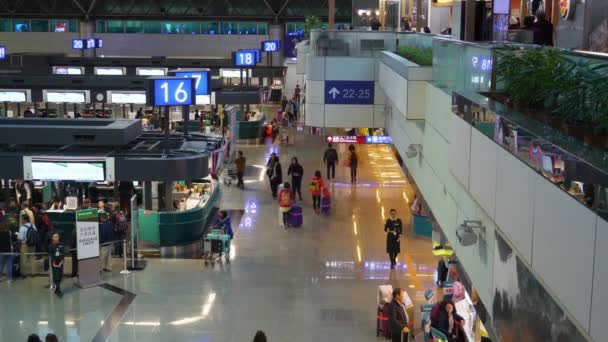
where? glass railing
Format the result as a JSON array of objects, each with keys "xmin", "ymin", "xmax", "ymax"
[
  {"xmin": 452, "ymin": 90, "xmax": 608, "ymax": 221},
  {"xmin": 310, "ymin": 29, "xmax": 397, "ymax": 57},
  {"xmin": 398, "ymin": 32, "xmax": 437, "ymax": 50}
]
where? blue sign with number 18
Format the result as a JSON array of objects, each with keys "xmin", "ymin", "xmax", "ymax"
[{"xmin": 324, "ymin": 81, "xmax": 374, "ymax": 105}]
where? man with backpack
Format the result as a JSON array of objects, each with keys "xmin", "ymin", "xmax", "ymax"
[
  {"xmin": 17, "ymin": 213, "xmax": 38, "ymax": 277},
  {"xmin": 111, "ymin": 205, "xmax": 128, "ymax": 258},
  {"xmin": 323, "ymin": 143, "xmax": 339, "ymax": 181}
]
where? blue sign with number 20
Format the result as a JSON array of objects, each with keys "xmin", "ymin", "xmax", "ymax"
[{"xmin": 153, "ymin": 78, "xmax": 194, "ymax": 106}]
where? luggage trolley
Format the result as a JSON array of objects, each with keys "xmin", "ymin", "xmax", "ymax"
[
  {"xmin": 202, "ymin": 227, "xmax": 231, "ymax": 265},
  {"xmin": 221, "ymin": 161, "xmax": 238, "ymax": 186}
]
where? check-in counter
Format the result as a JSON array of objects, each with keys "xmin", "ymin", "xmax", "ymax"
[
  {"xmin": 138, "ymin": 179, "xmax": 220, "ymax": 247},
  {"xmin": 237, "ymin": 112, "xmax": 265, "ymax": 140}
]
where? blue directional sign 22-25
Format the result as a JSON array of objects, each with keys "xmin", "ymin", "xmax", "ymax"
[{"xmin": 324, "ymin": 81, "xmax": 374, "ymax": 105}]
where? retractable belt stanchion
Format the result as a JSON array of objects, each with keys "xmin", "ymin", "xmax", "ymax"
[{"xmin": 120, "ymin": 240, "xmax": 130, "ymax": 275}]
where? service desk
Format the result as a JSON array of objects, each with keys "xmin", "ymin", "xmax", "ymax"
[{"xmin": 138, "ymin": 180, "xmax": 220, "ymax": 247}]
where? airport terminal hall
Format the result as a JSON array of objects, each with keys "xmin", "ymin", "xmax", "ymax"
[{"xmin": 0, "ymin": 0, "xmax": 606, "ymax": 341}]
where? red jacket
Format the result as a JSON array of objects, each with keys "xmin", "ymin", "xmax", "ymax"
[{"xmin": 309, "ymin": 176, "xmax": 324, "ymax": 195}]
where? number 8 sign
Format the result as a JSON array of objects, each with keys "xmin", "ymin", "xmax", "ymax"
[{"xmin": 149, "ymin": 78, "xmax": 196, "ymax": 106}]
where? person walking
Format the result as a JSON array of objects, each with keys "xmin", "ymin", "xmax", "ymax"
[
  {"xmin": 48, "ymin": 232, "xmax": 65, "ymax": 298},
  {"xmin": 235, "ymin": 150, "xmax": 247, "ymax": 190},
  {"xmin": 293, "ymin": 98, "xmax": 300, "ymax": 122},
  {"xmin": 287, "ymin": 157, "xmax": 304, "ymax": 201},
  {"xmin": 285, "ymin": 100, "xmax": 294, "ymax": 123},
  {"xmin": 0, "ymin": 223, "xmax": 15, "ymax": 283},
  {"xmin": 17, "ymin": 213, "xmax": 37, "ymax": 277},
  {"xmin": 389, "ymin": 288, "xmax": 410, "ymax": 342},
  {"xmin": 323, "ymin": 143, "xmax": 339, "ymax": 181},
  {"xmin": 269, "ymin": 156, "xmax": 283, "ymax": 198},
  {"xmin": 532, "ymin": 10, "xmax": 554, "ymax": 46},
  {"xmin": 347, "ymin": 144, "xmax": 359, "ymax": 183},
  {"xmin": 293, "ymin": 84, "xmax": 301, "ymax": 102},
  {"xmin": 98, "ymin": 212, "xmax": 114, "ymax": 272},
  {"xmin": 278, "ymin": 182, "xmax": 294, "ymax": 229},
  {"xmin": 384, "ymin": 209, "xmax": 403, "ymax": 269},
  {"xmin": 280, "ymin": 95, "xmax": 288, "ymax": 113},
  {"xmin": 309, "ymin": 171, "xmax": 324, "ymax": 214}
]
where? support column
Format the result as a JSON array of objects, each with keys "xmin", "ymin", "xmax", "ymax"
[
  {"xmin": 164, "ymin": 181, "xmax": 173, "ymax": 212},
  {"xmin": 329, "ymin": 0, "xmax": 335, "ymax": 29},
  {"xmin": 143, "ymin": 181, "xmax": 152, "ymax": 210},
  {"xmin": 267, "ymin": 23, "xmax": 284, "ymax": 67},
  {"xmin": 464, "ymin": 0, "xmax": 477, "ymax": 41}
]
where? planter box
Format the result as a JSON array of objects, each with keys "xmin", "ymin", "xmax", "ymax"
[{"xmin": 379, "ymin": 51, "xmax": 433, "ymax": 120}]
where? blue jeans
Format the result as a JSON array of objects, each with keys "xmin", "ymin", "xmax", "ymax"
[{"xmin": 0, "ymin": 255, "xmax": 14, "ymax": 280}]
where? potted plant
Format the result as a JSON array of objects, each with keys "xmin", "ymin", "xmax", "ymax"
[{"xmin": 304, "ymin": 16, "xmax": 323, "ymax": 40}]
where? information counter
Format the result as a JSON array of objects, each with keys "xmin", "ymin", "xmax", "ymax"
[
  {"xmin": 237, "ymin": 112, "xmax": 265, "ymax": 140},
  {"xmin": 138, "ymin": 179, "xmax": 220, "ymax": 247}
]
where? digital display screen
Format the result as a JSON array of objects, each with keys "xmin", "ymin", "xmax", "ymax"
[
  {"xmin": 137, "ymin": 68, "xmax": 167, "ymax": 76},
  {"xmin": 233, "ymin": 51, "xmax": 258, "ymax": 66},
  {"xmin": 54, "ymin": 67, "xmax": 83, "ymax": 75},
  {"xmin": 150, "ymin": 78, "xmax": 195, "ymax": 106},
  {"xmin": 45, "ymin": 91, "xmax": 86, "ymax": 103},
  {"xmin": 110, "ymin": 92, "xmax": 146, "ymax": 104},
  {"xmin": 95, "ymin": 67, "xmax": 125, "ymax": 76},
  {"xmin": 262, "ymin": 40, "xmax": 281, "ymax": 52},
  {"xmin": 0, "ymin": 46, "xmax": 6, "ymax": 60},
  {"xmin": 174, "ymin": 71, "xmax": 210, "ymax": 95},
  {"xmin": 0, "ymin": 91, "xmax": 26, "ymax": 102},
  {"xmin": 32, "ymin": 161, "xmax": 106, "ymax": 181}
]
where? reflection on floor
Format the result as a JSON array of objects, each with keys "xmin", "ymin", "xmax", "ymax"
[{"xmin": 0, "ymin": 130, "xmax": 439, "ymax": 342}]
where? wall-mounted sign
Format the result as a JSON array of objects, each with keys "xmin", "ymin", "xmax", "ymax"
[
  {"xmin": 559, "ymin": 0, "xmax": 575, "ymax": 20},
  {"xmin": 148, "ymin": 78, "xmax": 195, "ymax": 106},
  {"xmin": 136, "ymin": 67, "xmax": 167, "ymax": 76},
  {"xmin": 324, "ymin": 81, "xmax": 375, "ymax": 105},
  {"xmin": 72, "ymin": 38, "xmax": 103, "ymax": 50},
  {"xmin": 94, "ymin": 67, "xmax": 125, "ymax": 76},
  {"xmin": 174, "ymin": 71, "xmax": 210, "ymax": 95},
  {"xmin": 0, "ymin": 46, "xmax": 6, "ymax": 60},
  {"xmin": 233, "ymin": 51, "xmax": 258, "ymax": 67},
  {"xmin": 262, "ymin": 40, "xmax": 281, "ymax": 52},
  {"xmin": 53, "ymin": 66, "xmax": 84, "ymax": 75},
  {"xmin": 325, "ymin": 135, "xmax": 392, "ymax": 144}
]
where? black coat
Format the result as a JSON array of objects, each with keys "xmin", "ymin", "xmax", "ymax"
[
  {"xmin": 385, "ymin": 218, "xmax": 403, "ymax": 254},
  {"xmin": 287, "ymin": 163, "xmax": 304, "ymax": 181},
  {"xmin": 0, "ymin": 229, "xmax": 13, "ymax": 253},
  {"xmin": 388, "ymin": 299, "xmax": 408, "ymax": 335},
  {"xmin": 271, "ymin": 163, "xmax": 283, "ymax": 183},
  {"xmin": 434, "ymin": 311, "xmax": 465, "ymax": 341}
]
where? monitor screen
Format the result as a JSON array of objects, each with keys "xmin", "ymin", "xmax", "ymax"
[
  {"xmin": 0, "ymin": 91, "xmax": 26, "ymax": 102},
  {"xmin": 45, "ymin": 91, "xmax": 86, "ymax": 103},
  {"xmin": 111, "ymin": 92, "xmax": 146, "ymax": 104},
  {"xmin": 31, "ymin": 161, "xmax": 106, "ymax": 181}
]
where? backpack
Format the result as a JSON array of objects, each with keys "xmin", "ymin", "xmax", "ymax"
[
  {"xmin": 25, "ymin": 224, "xmax": 38, "ymax": 247},
  {"xmin": 309, "ymin": 179, "xmax": 320, "ymax": 193},
  {"xmin": 114, "ymin": 211, "xmax": 128, "ymax": 234},
  {"xmin": 279, "ymin": 190, "xmax": 292, "ymax": 207}
]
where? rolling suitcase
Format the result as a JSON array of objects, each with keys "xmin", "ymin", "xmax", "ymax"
[
  {"xmin": 288, "ymin": 205, "xmax": 303, "ymax": 227},
  {"xmin": 321, "ymin": 196, "xmax": 331, "ymax": 213},
  {"xmin": 376, "ymin": 303, "xmax": 391, "ymax": 339}
]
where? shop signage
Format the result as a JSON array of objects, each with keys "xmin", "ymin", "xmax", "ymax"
[
  {"xmin": 325, "ymin": 135, "xmax": 392, "ymax": 144},
  {"xmin": 76, "ymin": 208, "xmax": 100, "ymax": 260},
  {"xmin": 560, "ymin": 0, "xmax": 575, "ymax": 20},
  {"xmin": 325, "ymin": 81, "xmax": 374, "ymax": 105},
  {"xmin": 149, "ymin": 78, "xmax": 195, "ymax": 106}
]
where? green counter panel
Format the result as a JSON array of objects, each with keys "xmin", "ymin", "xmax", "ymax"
[
  {"xmin": 138, "ymin": 209, "xmax": 160, "ymax": 244},
  {"xmin": 46, "ymin": 211, "xmax": 76, "ymax": 247},
  {"xmin": 237, "ymin": 119, "xmax": 265, "ymax": 140}
]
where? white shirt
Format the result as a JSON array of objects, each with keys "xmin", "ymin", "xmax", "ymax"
[{"xmin": 17, "ymin": 223, "xmax": 36, "ymax": 243}]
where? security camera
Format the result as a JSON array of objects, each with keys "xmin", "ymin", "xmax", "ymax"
[
  {"xmin": 456, "ymin": 220, "xmax": 485, "ymax": 246},
  {"xmin": 406, "ymin": 144, "xmax": 422, "ymax": 159}
]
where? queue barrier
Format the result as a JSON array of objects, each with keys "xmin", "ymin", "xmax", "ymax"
[{"xmin": 0, "ymin": 239, "xmax": 133, "ymax": 290}]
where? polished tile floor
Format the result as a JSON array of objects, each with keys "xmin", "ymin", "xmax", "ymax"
[{"xmin": 0, "ymin": 131, "xmax": 440, "ymax": 342}]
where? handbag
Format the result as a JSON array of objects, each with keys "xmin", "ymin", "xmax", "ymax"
[{"xmin": 342, "ymin": 159, "xmax": 351, "ymax": 167}]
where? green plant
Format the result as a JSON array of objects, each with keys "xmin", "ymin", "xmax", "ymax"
[
  {"xmin": 304, "ymin": 16, "xmax": 323, "ymax": 40},
  {"xmin": 396, "ymin": 45, "xmax": 433, "ymax": 66}
]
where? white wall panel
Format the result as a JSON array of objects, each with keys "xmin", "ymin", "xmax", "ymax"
[
  {"xmin": 494, "ymin": 148, "xmax": 536, "ymax": 263},
  {"xmin": 305, "ymin": 80, "xmax": 325, "ymax": 105},
  {"xmin": 0, "ymin": 33, "xmax": 79, "ymax": 55},
  {"xmin": 306, "ymin": 56, "xmax": 326, "ymax": 81},
  {"xmin": 448, "ymin": 115, "xmax": 471, "ymax": 190},
  {"xmin": 469, "ymin": 130, "xmax": 498, "ymax": 218},
  {"xmin": 407, "ymin": 81, "xmax": 427, "ymax": 120},
  {"xmin": 378, "ymin": 62, "xmax": 407, "ymax": 115},
  {"xmin": 304, "ymin": 103, "xmax": 325, "ymax": 127},
  {"xmin": 374, "ymin": 83, "xmax": 386, "ymax": 105},
  {"xmin": 591, "ymin": 217, "xmax": 608, "ymax": 341},
  {"xmin": 373, "ymin": 105, "xmax": 386, "ymax": 128},
  {"xmin": 324, "ymin": 105, "xmax": 373, "ymax": 127},
  {"xmin": 325, "ymin": 58, "xmax": 376, "ymax": 81},
  {"xmin": 532, "ymin": 177, "xmax": 596, "ymax": 328},
  {"xmin": 426, "ymin": 84, "xmax": 452, "ymax": 140}
]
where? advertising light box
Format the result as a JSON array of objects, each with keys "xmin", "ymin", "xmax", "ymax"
[
  {"xmin": 174, "ymin": 71, "xmax": 210, "ymax": 95},
  {"xmin": 148, "ymin": 78, "xmax": 195, "ymax": 106},
  {"xmin": 109, "ymin": 91, "xmax": 146, "ymax": 104},
  {"xmin": 44, "ymin": 90, "xmax": 87, "ymax": 103}
]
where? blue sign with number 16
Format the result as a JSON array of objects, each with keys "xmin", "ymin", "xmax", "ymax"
[{"xmin": 150, "ymin": 78, "xmax": 195, "ymax": 106}]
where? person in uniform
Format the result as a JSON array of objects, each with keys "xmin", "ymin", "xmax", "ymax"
[
  {"xmin": 48, "ymin": 232, "xmax": 65, "ymax": 298},
  {"xmin": 385, "ymin": 208, "xmax": 403, "ymax": 269}
]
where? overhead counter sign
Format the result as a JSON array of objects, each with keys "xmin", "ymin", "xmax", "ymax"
[{"xmin": 325, "ymin": 81, "xmax": 374, "ymax": 105}]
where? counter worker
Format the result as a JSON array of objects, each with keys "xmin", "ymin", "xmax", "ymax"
[
  {"xmin": 49, "ymin": 197, "xmax": 66, "ymax": 211},
  {"xmin": 17, "ymin": 213, "xmax": 37, "ymax": 276},
  {"xmin": 389, "ymin": 288, "xmax": 410, "ymax": 342},
  {"xmin": 48, "ymin": 232, "xmax": 65, "ymax": 297}
]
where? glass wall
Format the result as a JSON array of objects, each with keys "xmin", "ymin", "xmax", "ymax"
[
  {"xmin": 96, "ymin": 20, "xmax": 268, "ymax": 35},
  {"xmin": 0, "ymin": 19, "xmax": 78, "ymax": 32}
]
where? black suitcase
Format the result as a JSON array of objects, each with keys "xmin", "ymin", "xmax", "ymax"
[{"xmin": 211, "ymin": 240, "xmax": 223, "ymax": 253}]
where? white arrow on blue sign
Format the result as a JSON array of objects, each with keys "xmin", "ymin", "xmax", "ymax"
[{"xmin": 324, "ymin": 81, "xmax": 374, "ymax": 105}]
